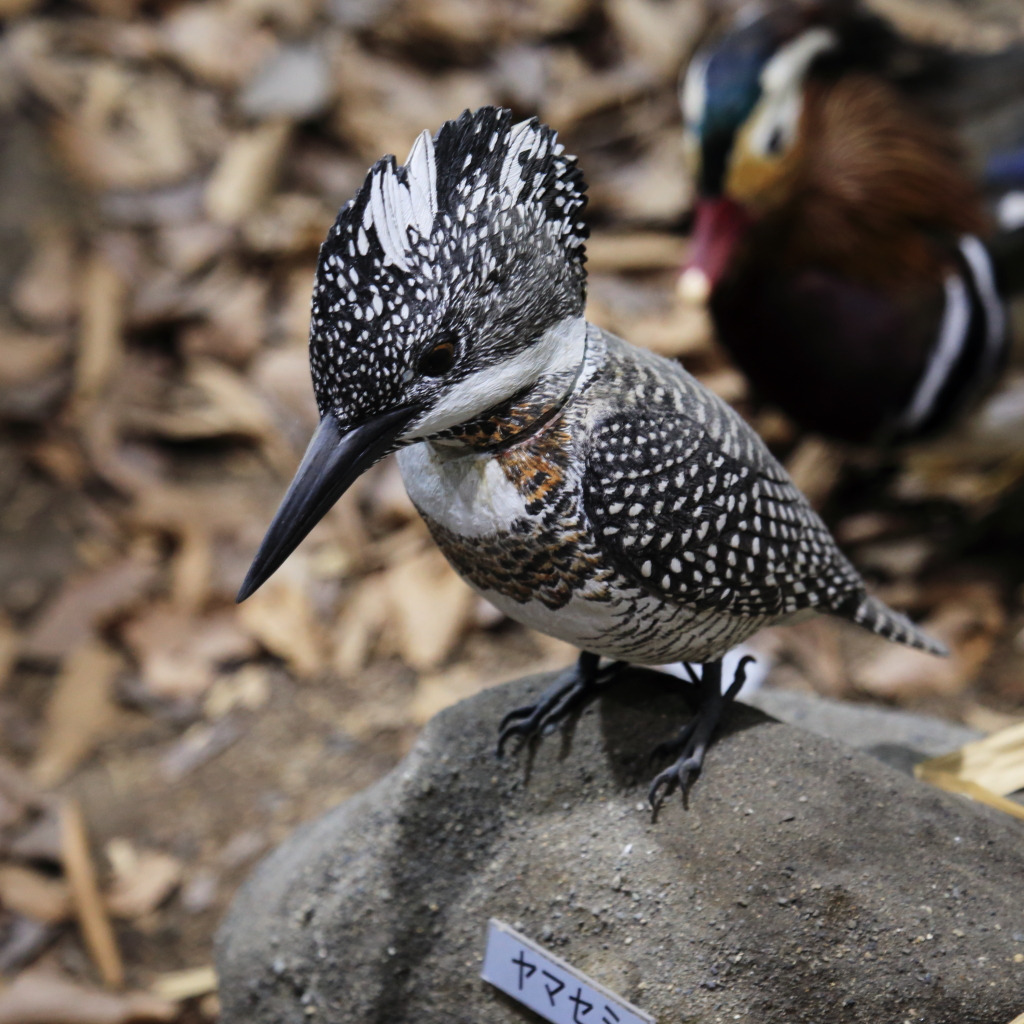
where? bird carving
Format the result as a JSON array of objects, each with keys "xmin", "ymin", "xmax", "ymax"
[{"xmin": 237, "ymin": 107, "xmax": 944, "ymax": 810}]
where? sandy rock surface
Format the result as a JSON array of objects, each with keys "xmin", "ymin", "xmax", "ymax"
[{"xmin": 217, "ymin": 672, "xmax": 1024, "ymax": 1024}]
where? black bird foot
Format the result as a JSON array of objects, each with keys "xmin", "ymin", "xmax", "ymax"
[
  {"xmin": 497, "ymin": 651, "xmax": 624, "ymax": 756},
  {"xmin": 648, "ymin": 655, "xmax": 755, "ymax": 814}
]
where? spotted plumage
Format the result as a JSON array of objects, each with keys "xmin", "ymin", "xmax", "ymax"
[{"xmin": 239, "ymin": 106, "xmax": 945, "ymax": 809}]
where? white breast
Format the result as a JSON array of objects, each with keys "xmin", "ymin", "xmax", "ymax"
[{"xmin": 397, "ymin": 442, "xmax": 529, "ymax": 538}]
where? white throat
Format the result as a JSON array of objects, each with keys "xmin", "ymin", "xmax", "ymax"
[{"xmin": 400, "ymin": 315, "xmax": 587, "ymax": 440}]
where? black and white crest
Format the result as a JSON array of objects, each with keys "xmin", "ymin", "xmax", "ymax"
[{"xmin": 309, "ymin": 107, "xmax": 589, "ymax": 425}]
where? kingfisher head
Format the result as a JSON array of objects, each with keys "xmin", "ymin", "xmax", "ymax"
[
  {"xmin": 680, "ymin": 5, "xmax": 839, "ymax": 293},
  {"xmin": 238, "ymin": 107, "xmax": 588, "ymax": 600}
]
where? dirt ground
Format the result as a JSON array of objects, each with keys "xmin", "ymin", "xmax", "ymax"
[{"xmin": 0, "ymin": 0, "xmax": 1024, "ymax": 1020}]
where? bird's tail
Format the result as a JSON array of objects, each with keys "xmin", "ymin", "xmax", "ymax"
[{"xmin": 852, "ymin": 595, "xmax": 949, "ymax": 657}]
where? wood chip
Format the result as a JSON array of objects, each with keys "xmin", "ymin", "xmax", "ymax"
[
  {"xmin": 105, "ymin": 839, "xmax": 183, "ymax": 920},
  {"xmin": 864, "ymin": 0, "xmax": 1020, "ymax": 52},
  {"xmin": 331, "ymin": 573, "xmax": 391, "ymax": 676},
  {"xmin": 410, "ymin": 664, "xmax": 493, "ymax": 726},
  {"xmin": 854, "ymin": 586, "xmax": 1006, "ymax": 700},
  {"xmin": 160, "ymin": 2, "xmax": 277, "ymax": 87},
  {"xmin": 591, "ymin": 130, "xmax": 693, "ymax": 225},
  {"xmin": 10, "ymin": 222, "xmax": 79, "ymax": 329},
  {"xmin": 149, "ymin": 965, "xmax": 216, "ymax": 1002},
  {"xmin": 158, "ymin": 717, "xmax": 245, "ymax": 783},
  {"xmin": 584, "ymin": 231, "xmax": 687, "ymax": 273},
  {"xmin": 0, "ymin": 328, "xmax": 69, "ymax": 390},
  {"xmin": 74, "ymin": 251, "xmax": 127, "ymax": 409},
  {"xmin": 205, "ymin": 119, "xmax": 292, "ymax": 227},
  {"xmin": 606, "ymin": 0, "xmax": 705, "ymax": 79},
  {"xmin": 31, "ymin": 642, "xmax": 124, "ymax": 788},
  {"xmin": 23, "ymin": 552, "xmax": 159, "ymax": 660},
  {"xmin": 203, "ymin": 664, "xmax": 271, "ymax": 720},
  {"xmin": 237, "ymin": 564, "xmax": 325, "ymax": 678},
  {"xmin": 0, "ymin": 610, "xmax": 18, "ymax": 691},
  {"xmin": 0, "ymin": 968, "xmax": 175, "ymax": 1024},
  {"xmin": 913, "ymin": 767, "xmax": 1024, "ymax": 823},
  {"xmin": 122, "ymin": 605, "xmax": 258, "ymax": 702},
  {"xmin": 385, "ymin": 547, "xmax": 476, "ymax": 672},
  {"xmin": 0, "ymin": 865, "xmax": 72, "ymax": 924},
  {"xmin": 53, "ymin": 64, "xmax": 210, "ymax": 191},
  {"xmin": 785, "ymin": 436, "xmax": 846, "ymax": 511},
  {"xmin": 329, "ymin": 37, "xmax": 495, "ymax": 160},
  {"xmin": 916, "ymin": 720, "xmax": 1024, "ymax": 797},
  {"xmin": 60, "ymin": 799, "xmax": 125, "ymax": 990}
]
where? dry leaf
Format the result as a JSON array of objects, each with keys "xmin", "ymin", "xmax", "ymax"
[
  {"xmin": 0, "ymin": 329, "xmax": 69, "ymax": 390},
  {"xmin": 169, "ymin": 529, "xmax": 211, "ymax": 612},
  {"xmin": 584, "ymin": 231, "xmax": 687, "ymax": 274},
  {"xmin": 237, "ymin": 564, "xmax": 325, "ymax": 678},
  {"xmin": 31, "ymin": 642, "xmax": 124, "ymax": 788},
  {"xmin": 855, "ymin": 538, "xmax": 935, "ymax": 579},
  {"xmin": 543, "ymin": 46, "xmax": 662, "ymax": 129},
  {"xmin": 916, "ymin": 720, "xmax": 1024, "ymax": 797},
  {"xmin": 23, "ymin": 552, "xmax": 159, "ymax": 660},
  {"xmin": 61, "ymin": 799, "xmax": 124, "ymax": 990},
  {"xmin": 785, "ymin": 436, "xmax": 845, "ymax": 511},
  {"xmin": 105, "ymin": 839, "xmax": 183, "ymax": 920},
  {"xmin": 126, "ymin": 357, "xmax": 279, "ymax": 444},
  {"xmin": 149, "ymin": 966, "xmax": 216, "ymax": 1003},
  {"xmin": 250, "ymin": 344, "xmax": 320, "ymax": 446},
  {"xmin": 10, "ymin": 223, "xmax": 79, "ymax": 329},
  {"xmin": 0, "ymin": 865, "xmax": 71, "ymax": 924},
  {"xmin": 0, "ymin": 0, "xmax": 43, "ymax": 16},
  {"xmin": 186, "ymin": 265, "xmax": 269, "ymax": 364},
  {"xmin": 695, "ymin": 367, "xmax": 749, "ymax": 405},
  {"xmin": 410, "ymin": 664, "xmax": 493, "ymax": 725},
  {"xmin": 606, "ymin": 0, "xmax": 705, "ymax": 79},
  {"xmin": 0, "ymin": 969, "xmax": 175, "ymax": 1024},
  {"xmin": 122, "ymin": 605, "xmax": 258, "ymax": 702},
  {"xmin": 0, "ymin": 610, "xmax": 19, "ymax": 691},
  {"xmin": 385, "ymin": 547, "xmax": 476, "ymax": 671},
  {"xmin": 913, "ymin": 767, "xmax": 1024, "ymax": 823},
  {"xmin": 159, "ymin": 717, "xmax": 245, "ymax": 783},
  {"xmin": 205, "ymin": 120, "xmax": 292, "ymax": 227},
  {"xmin": 160, "ymin": 2, "xmax": 277, "ymax": 88},
  {"xmin": 864, "ymin": 0, "xmax": 1019, "ymax": 52},
  {"xmin": 53, "ymin": 64, "xmax": 213, "ymax": 191},
  {"xmin": 155, "ymin": 223, "xmax": 233, "ymax": 276},
  {"xmin": 329, "ymin": 37, "xmax": 495, "ymax": 160},
  {"xmin": 331, "ymin": 573, "xmax": 391, "ymax": 676},
  {"xmin": 591, "ymin": 131, "xmax": 693, "ymax": 224},
  {"xmin": 74, "ymin": 252, "xmax": 127, "ymax": 409},
  {"xmin": 241, "ymin": 193, "xmax": 336, "ymax": 255},
  {"xmin": 203, "ymin": 664, "xmax": 271, "ymax": 720},
  {"xmin": 854, "ymin": 586, "xmax": 1006, "ymax": 700}
]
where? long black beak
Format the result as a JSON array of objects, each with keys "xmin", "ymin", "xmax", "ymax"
[{"xmin": 237, "ymin": 405, "xmax": 420, "ymax": 602}]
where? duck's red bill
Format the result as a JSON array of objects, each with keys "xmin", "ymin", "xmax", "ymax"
[{"xmin": 684, "ymin": 197, "xmax": 751, "ymax": 290}]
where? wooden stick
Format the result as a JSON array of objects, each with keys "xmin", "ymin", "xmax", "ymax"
[{"xmin": 60, "ymin": 798, "xmax": 124, "ymax": 989}]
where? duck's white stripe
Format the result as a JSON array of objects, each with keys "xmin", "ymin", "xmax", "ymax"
[
  {"xmin": 899, "ymin": 271, "xmax": 971, "ymax": 432},
  {"xmin": 958, "ymin": 234, "xmax": 1005, "ymax": 382}
]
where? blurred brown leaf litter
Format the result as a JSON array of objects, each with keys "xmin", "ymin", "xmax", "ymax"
[{"xmin": 0, "ymin": 0, "xmax": 1021, "ymax": 1018}]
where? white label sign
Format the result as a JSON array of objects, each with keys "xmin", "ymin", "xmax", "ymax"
[{"xmin": 481, "ymin": 918, "xmax": 656, "ymax": 1024}]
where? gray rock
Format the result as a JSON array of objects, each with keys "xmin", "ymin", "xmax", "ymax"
[
  {"xmin": 747, "ymin": 688, "xmax": 983, "ymax": 757},
  {"xmin": 217, "ymin": 672, "xmax": 1024, "ymax": 1024}
]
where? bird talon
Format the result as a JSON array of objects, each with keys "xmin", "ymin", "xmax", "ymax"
[{"xmin": 498, "ymin": 705, "xmax": 536, "ymax": 732}]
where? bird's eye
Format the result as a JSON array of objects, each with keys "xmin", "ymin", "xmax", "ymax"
[
  {"xmin": 766, "ymin": 126, "xmax": 785, "ymax": 156},
  {"xmin": 418, "ymin": 340, "xmax": 457, "ymax": 377}
]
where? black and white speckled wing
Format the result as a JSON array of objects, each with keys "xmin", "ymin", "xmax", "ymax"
[{"xmin": 581, "ymin": 333, "xmax": 945, "ymax": 654}]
